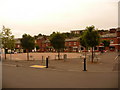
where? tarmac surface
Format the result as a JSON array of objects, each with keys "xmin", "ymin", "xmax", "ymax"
[{"xmin": 2, "ymin": 52, "xmax": 119, "ymax": 88}]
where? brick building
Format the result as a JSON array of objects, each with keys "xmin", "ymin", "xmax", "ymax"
[
  {"xmin": 14, "ymin": 38, "xmax": 23, "ymax": 53},
  {"xmin": 14, "ymin": 27, "xmax": 120, "ymax": 53},
  {"xmin": 71, "ymin": 30, "xmax": 84, "ymax": 34},
  {"xmin": 98, "ymin": 28, "xmax": 120, "ymax": 52},
  {"xmin": 117, "ymin": 27, "xmax": 120, "ymax": 51},
  {"xmin": 64, "ymin": 37, "xmax": 80, "ymax": 52},
  {"xmin": 99, "ymin": 33, "xmax": 118, "ymax": 51},
  {"xmin": 35, "ymin": 36, "xmax": 47, "ymax": 52}
]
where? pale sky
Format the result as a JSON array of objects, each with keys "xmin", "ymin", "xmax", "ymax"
[{"xmin": 0, "ymin": 0, "xmax": 119, "ymax": 38}]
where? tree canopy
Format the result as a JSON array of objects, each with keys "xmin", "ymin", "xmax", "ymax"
[
  {"xmin": 102, "ymin": 40, "xmax": 110, "ymax": 49},
  {"xmin": 50, "ymin": 32, "xmax": 65, "ymax": 59},
  {"xmin": 21, "ymin": 34, "xmax": 35, "ymax": 60},
  {"xmin": 21, "ymin": 34, "xmax": 35, "ymax": 50},
  {"xmin": 80, "ymin": 25, "xmax": 100, "ymax": 62},
  {"xmin": 1, "ymin": 26, "xmax": 15, "ymax": 59},
  {"xmin": 83, "ymin": 26, "xmax": 100, "ymax": 48},
  {"xmin": 1, "ymin": 26, "xmax": 15, "ymax": 49}
]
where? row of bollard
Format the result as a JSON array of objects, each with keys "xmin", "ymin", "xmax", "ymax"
[
  {"xmin": 42, "ymin": 55, "xmax": 67, "ymax": 68},
  {"xmin": 42, "ymin": 55, "xmax": 87, "ymax": 71}
]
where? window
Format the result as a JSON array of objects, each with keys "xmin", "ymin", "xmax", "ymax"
[
  {"xmin": 69, "ymin": 42, "xmax": 71, "ymax": 46},
  {"xmin": 110, "ymin": 40, "xmax": 114, "ymax": 43},
  {"xmin": 65, "ymin": 42, "xmax": 68, "ymax": 46},
  {"xmin": 109, "ymin": 46, "xmax": 115, "ymax": 51},
  {"xmin": 17, "ymin": 45, "xmax": 20, "ymax": 48},
  {"xmin": 74, "ymin": 42, "xmax": 76, "ymax": 45}
]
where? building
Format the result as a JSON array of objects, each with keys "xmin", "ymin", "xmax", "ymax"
[
  {"xmin": 14, "ymin": 38, "xmax": 23, "ymax": 53},
  {"xmin": 116, "ymin": 27, "xmax": 120, "ymax": 51},
  {"xmin": 99, "ymin": 33, "xmax": 118, "ymax": 51},
  {"xmin": 98, "ymin": 28, "xmax": 120, "ymax": 52},
  {"xmin": 65, "ymin": 37, "xmax": 80, "ymax": 52},
  {"xmin": 42, "ymin": 39, "xmax": 53, "ymax": 52},
  {"xmin": 35, "ymin": 36, "xmax": 47, "ymax": 52},
  {"xmin": 14, "ymin": 27, "xmax": 120, "ymax": 53},
  {"xmin": 70, "ymin": 28, "xmax": 120, "ymax": 52},
  {"xmin": 71, "ymin": 29, "xmax": 84, "ymax": 34}
]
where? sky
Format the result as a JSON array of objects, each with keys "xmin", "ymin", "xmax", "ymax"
[{"xmin": 0, "ymin": 0, "xmax": 119, "ymax": 38}]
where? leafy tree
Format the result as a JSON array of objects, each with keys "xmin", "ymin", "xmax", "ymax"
[
  {"xmin": 80, "ymin": 31, "xmax": 88, "ymax": 58},
  {"xmin": 1, "ymin": 26, "xmax": 15, "ymax": 59},
  {"xmin": 21, "ymin": 34, "xmax": 35, "ymax": 61},
  {"xmin": 34, "ymin": 33, "xmax": 46, "ymax": 39},
  {"xmin": 102, "ymin": 40, "xmax": 110, "ymax": 50},
  {"xmin": 81, "ymin": 26, "xmax": 100, "ymax": 63},
  {"xmin": 50, "ymin": 32, "xmax": 65, "ymax": 60},
  {"xmin": 35, "ymin": 45, "xmax": 40, "ymax": 51}
]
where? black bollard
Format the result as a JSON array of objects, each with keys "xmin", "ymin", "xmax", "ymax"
[
  {"xmin": 46, "ymin": 57, "xmax": 48, "ymax": 68},
  {"xmin": 83, "ymin": 58, "xmax": 87, "ymax": 71}
]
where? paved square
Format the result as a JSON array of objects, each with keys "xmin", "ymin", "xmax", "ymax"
[{"xmin": 2, "ymin": 52, "xmax": 119, "ymax": 88}]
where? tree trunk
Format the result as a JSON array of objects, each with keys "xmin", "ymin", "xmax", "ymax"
[
  {"xmin": 5, "ymin": 53, "xmax": 6, "ymax": 60},
  {"xmin": 4, "ymin": 49, "xmax": 7, "ymax": 60},
  {"xmin": 26, "ymin": 49, "xmax": 29, "ymax": 61},
  {"xmin": 91, "ymin": 47, "xmax": 94, "ymax": 63},
  {"xmin": 58, "ymin": 50, "xmax": 60, "ymax": 60}
]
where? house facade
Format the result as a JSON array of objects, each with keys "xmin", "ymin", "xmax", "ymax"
[
  {"xmin": 64, "ymin": 37, "xmax": 80, "ymax": 52},
  {"xmin": 14, "ymin": 27, "xmax": 120, "ymax": 53},
  {"xmin": 98, "ymin": 28, "xmax": 120, "ymax": 52},
  {"xmin": 14, "ymin": 38, "xmax": 23, "ymax": 53}
]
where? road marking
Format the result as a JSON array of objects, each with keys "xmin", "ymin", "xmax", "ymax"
[{"xmin": 30, "ymin": 65, "xmax": 46, "ymax": 68}]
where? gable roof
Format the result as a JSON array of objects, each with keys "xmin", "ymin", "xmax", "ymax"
[
  {"xmin": 101, "ymin": 33, "xmax": 117, "ymax": 38},
  {"xmin": 65, "ymin": 37, "xmax": 80, "ymax": 42}
]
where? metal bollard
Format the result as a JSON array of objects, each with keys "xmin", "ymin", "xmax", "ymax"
[
  {"xmin": 83, "ymin": 58, "xmax": 87, "ymax": 71},
  {"xmin": 46, "ymin": 57, "xmax": 48, "ymax": 68}
]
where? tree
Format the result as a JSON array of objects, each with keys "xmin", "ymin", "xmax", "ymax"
[
  {"xmin": 1, "ymin": 26, "xmax": 15, "ymax": 59},
  {"xmin": 35, "ymin": 45, "xmax": 40, "ymax": 51},
  {"xmin": 81, "ymin": 26, "xmax": 100, "ymax": 63},
  {"xmin": 50, "ymin": 32, "xmax": 65, "ymax": 60},
  {"xmin": 102, "ymin": 40, "xmax": 110, "ymax": 50},
  {"xmin": 80, "ymin": 31, "xmax": 88, "ymax": 58},
  {"xmin": 34, "ymin": 33, "xmax": 46, "ymax": 39},
  {"xmin": 21, "ymin": 34, "xmax": 35, "ymax": 61}
]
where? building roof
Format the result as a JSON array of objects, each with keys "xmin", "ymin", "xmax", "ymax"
[
  {"xmin": 101, "ymin": 33, "xmax": 117, "ymax": 38},
  {"xmin": 37, "ymin": 36, "xmax": 44, "ymax": 39},
  {"xmin": 117, "ymin": 27, "xmax": 120, "ymax": 31},
  {"xmin": 44, "ymin": 39, "xmax": 50, "ymax": 43},
  {"xmin": 14, "ymin": 38, "xmax": 21, "ymax": 44},
  {"xmin": 71, "ymin": 29, "xmax": 85, "ymax": 31},
  {"xmin": 65, "ymin": 37, "xmax": 80, "ymax": 42}
]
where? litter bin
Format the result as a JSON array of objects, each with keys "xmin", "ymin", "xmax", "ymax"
[{"xmin": 64, "ymin": 54, "xmax": 67, "ymax": 60}]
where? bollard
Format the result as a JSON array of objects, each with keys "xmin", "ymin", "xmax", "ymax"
[
  {"xmin": 83, "ymin": 58, "xmax": 87, "ymax": 71},
  {"xmin": 46, "ymin": 57, "xmax": 48, "ymax": 68},
  {"xmin": 48, "ymin": 56, "xmax": 50, "ymax": 60},
  {"xmin": 42, "ymin": 56, "xmax": 44, "ymax": 63},
  {"xmin": 64, "ymin": 54, "xmax": 67, "ymax": 61}
]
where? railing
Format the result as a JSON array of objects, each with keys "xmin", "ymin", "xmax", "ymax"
[
  {"xmin": 112, "ymin": 54, "xmax": 119, "ymax": 71},
  {"xmin": 113, "ymin": 55, "xmax": 119, "ymax": 64}
]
